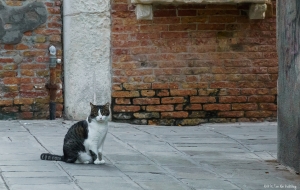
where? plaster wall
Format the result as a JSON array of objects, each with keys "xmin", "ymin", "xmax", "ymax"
[{"xmin": 63, "ymin": 0, "xmax": 111, "ymax": 120}]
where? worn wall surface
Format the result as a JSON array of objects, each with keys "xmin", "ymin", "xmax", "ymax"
[
  {"xmin": 111, "ymin": 0, "xmax": 277, "ymax": 125},
  {"xmin": 277, "ymin": 0, "xmax": 300, "ymax": 173},
  {"xmin": 0, "ymin": 0, "xmax": 63, "ymax": 119},
  {"xmin": 63, "ymin": 0, "xmax": 111, "ymax": 120}
]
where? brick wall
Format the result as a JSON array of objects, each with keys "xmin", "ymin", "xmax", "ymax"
[
  {"xmin": 0, "ymin": 0, "xmax": 63, "ymax": 119},
  {"xmin": 111, "ymin": 1, "xmax": 277, "ymax": 125}
]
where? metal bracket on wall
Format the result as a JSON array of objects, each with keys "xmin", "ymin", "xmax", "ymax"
[{"xmin": 131, "ymin": 0, "xmax": 271, "ymax": 20}]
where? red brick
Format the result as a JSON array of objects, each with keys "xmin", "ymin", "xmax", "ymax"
[
  {"xmin": 20, "ymin": 64, "xmax": 47, "ymax": 69},
  {"xmin": 152, "ymin": 83, "xmax": 169, "ymax": 89},
  {"xmin": 157, "ymin": 90, "xmax": 170, "ymax": 97},
  {"xmin": 169, "ymin": 24, "xmax": 196, "ymax": 31},
  {"xmin": 0, "ymin": 71, "xmax": 17, "ymax": 77},
  {"xmin": 14, "ymin": 98, "xmax": 34, "ymax": 105},
  {"xmin": 232, "ymin": 103, "xmax": 258, "ymax": 111},
  {"xmin": 178, "ymin": 10, "xmax": 197, "ymax": 16},
  {"xmin": 181, "ymin": 17, "xmax": 207, "ymax": 23},
  {"xmin": 182, "ymin": 83, "xmax": 208, "ymax": 89},
  {"xmin": 186, "ymin": 76, "xmax": 198, "ymax": 82},
  {"xmin": 4, "ymin": 45, "xmax": 14, "ymax": 50},
  {"xmin": 197, "ymin": 24, "xmax": 225, "ymax": 30},
  {"xmin": 23, "ymin": 51, "xmax": 46, "ymax": 57},
  {"xmin": 20, "ymin": 78, "xmax": 32, "ymax": 84},
  {"xmin": 49, "ymin": 35, "xmax": 61, "ymax": 42},
  {"xmin": 20, "ymin": 91, "xmax": 48, "ymax": 98},
  {"xmin": 21, "ymin": 70, "xmax": 34, "ymax": 76},
  {"xmin": 133, "ymin": 98, "xmax": 160, "ymax": 105},
  {"xmin": 245, "ymin": 111, "xmax": 273, "ymax": 118},
  {"xmin": 123, "ymin": 83, "xmax": 151, "ymax": 90},
  {"xmin": 209, "ymin": 16, "xmax": 236, "ymax": 23},
  {"xmin": 155, "ymin": 69, "xmax": 181, "ymax": 75},
  {"xmin": 218, "ymin": 111, "xmax": 244, "ymax": 118},
  {"xmin": 190, "ymin": 96, "xmax": 216, "ymax": 103},
  {"xmin": 3, "ymin": 77, "xmax": 20, "ymax": 84},
  {"xmin": 203, "ymin": 104, "xmax": 231, "ymax": 111},
  {"xmin": 210, "ymin": 82, "xmax": 236, "ymax": 88},
  {"xmin": 153, "ymin": 10, "xmax": 176, "ymax": 17},
  {"xmin": 2, "ymin": 106, "xmax": 19, "ymax": 113},
  {"xmin": 20, "ymin": 84, "xmax": 34, "ymax": 91},
  {"xmin": 113, "ymin": 105, "xmax": 140, "ymax": 112},
  {"xmin": 146, "ymin": 105, "xmax": 174, "ymax": 111},
  {"xmin": 161, "ymin": 111, "xmax": 188, "ymax": 118},
  {"xmin": 16, "ymin": 44, "xmax": 29, "ymax": 50},
  {"xmin": 161, "ymin": 97, "xmax": 184, "ymax": 104},
  {"xmin": 115, "ymin": 98, "xmax": 131, "ymax": 104},
  {"xmin": 161, "ymin": 32, "xmax": 189, "ymax": 38},
  {"xmin": 170, "ymin": 89, "xmax": 197, "ymax": 96},
  {"xmin": 184, "ymin": 104, "xmax": 202, "ymax": 110},
  {"xmin": 141, "ymin": 90, "xmax": 156, "ymax": 97},
  {"xmin": 259, "ymin": 103, "xmax": 277, "ymax": 111},
  {"xmin": 0, "ymin": 58, "xmax": 14, "ymax": 63},
  {"xmin": 125, "ymin": 69, "xmax": 153, "ymax": 76},
  {"xmin": 112, "ymin": 91, "xmax": 140, "ymax": 97},
  {"xmin": 248, "ymin": 95, "xmax": 275, "ymax": 103},
  {"xmin": 21, "ymin": 112, "xmax": 34, "ymax": 119},
  {"xmin": 0, "ymin": 100, "xmax": 13, "ymax": 106},
  {"xmin": 219, "ymin": 96, "xmax": 247, "ymax": 103}
]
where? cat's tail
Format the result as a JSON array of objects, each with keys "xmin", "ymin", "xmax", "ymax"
[{"xmin": 40, "ymin": 153, "xmax": 63, "ymax": 161}]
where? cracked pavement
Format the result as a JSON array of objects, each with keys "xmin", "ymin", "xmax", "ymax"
[{"xmin": 0, "ymin": 120, "xmax": 299, "ymax": 190}]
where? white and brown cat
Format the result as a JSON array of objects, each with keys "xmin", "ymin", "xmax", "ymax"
[{"xmin": 41, "ymin": 102, "xmax": 110, "ymax": 164}]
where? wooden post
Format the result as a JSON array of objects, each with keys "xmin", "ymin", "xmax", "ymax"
[{"xmin": 277, "ymin": 0, "xmax": 300, "ymax": 173}]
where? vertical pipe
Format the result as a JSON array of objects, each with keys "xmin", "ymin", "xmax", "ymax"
[{"xmin": 48, "ymin": 46, "xmax": 58, "ymax": 120}]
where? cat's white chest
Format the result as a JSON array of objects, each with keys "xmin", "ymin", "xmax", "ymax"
[{"xmin": 84, "ymin": 121, "xmax": 108, "ymax": 150}]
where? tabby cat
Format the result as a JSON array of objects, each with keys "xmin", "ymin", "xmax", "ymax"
[{"xmin": 40, "ymin": 102, "xmax": 110, "ymax": 164}]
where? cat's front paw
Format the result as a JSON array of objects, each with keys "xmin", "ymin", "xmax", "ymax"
[{"xmin": 94, "ymin": 159, "xmax": 105, "ymax": 165}]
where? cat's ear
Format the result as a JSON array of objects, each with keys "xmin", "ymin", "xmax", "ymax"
[
  {"xmin": 90, "ymin": 102, "xmax": 94, "ymax": 107},
  {"xmin": 105, "ymin": 102, "xmax": 110, "ymax": 107}
]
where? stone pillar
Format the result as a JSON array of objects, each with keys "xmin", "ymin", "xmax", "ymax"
[
  {"xmin": 277, "ymin": 0, "xmax": 300, "ymax": 173},
  {"xmin": 63, "ymin": 0, "xmax": 111, "ymax": 120}
]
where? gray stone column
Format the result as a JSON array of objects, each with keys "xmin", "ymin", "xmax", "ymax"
[
  {"xmin": 63, "ymin": 0, "xmax": 111, "ymax": 120},
  {"xmin": 277, "ymin": 0, "xmax": 300, "ymax": 173}
]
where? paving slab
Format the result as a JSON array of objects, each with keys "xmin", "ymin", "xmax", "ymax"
[{"xmin": 0, "ymin": 120, "xmax": 299, "ymax": 190}]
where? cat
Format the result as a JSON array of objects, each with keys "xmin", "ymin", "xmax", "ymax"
[{"xmin": 40, "ymin": 102, "xmax": 110, "ymax": 164}]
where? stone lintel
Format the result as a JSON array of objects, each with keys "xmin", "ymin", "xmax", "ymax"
[{"xmin": 131, "ymin": 0, "xmax": 270, "ymax": 20}]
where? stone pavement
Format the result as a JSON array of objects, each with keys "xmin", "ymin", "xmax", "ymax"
[{"xmin": 0, "ymin": 120, "xmax": 299, "ymax": 190}]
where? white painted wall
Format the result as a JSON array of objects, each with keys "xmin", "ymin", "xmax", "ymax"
[{"xmin": 63, "ymin": 0, "xmax": 111, "ymax": 120}]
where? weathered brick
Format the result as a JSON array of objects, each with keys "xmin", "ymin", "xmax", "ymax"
[
  {"xmin": 146, "ymin": 105, "xmax": 174, "ymax": 112},
  {"xmin": 123, "ymin": 83, "xmax": 151, "ymax": 90},
  {"xmin": 245, "ymin": 111, "xmax": 273, "ymax": 118},
  {"xmin": 170, "ymin": 89, "xmax": 197, "ymax": 96},
  {"xmin": 3, "ymin": 77, "xmax": 20, "ymax": 84},
  {"xmin": 182, "ymin": 83, "xmax": 208, "ymax": 89},
  {"xmin": 203, "ymin": 104, "xmax": 231, "ymax": 111},
  {"xmin": 219, "ymin": 96, "xmax": 247, "ymax": 103},
  {"xmin": 141, "ymin": 90, "xmax": 156, "ymax": 97},
  {"xmin": 0, "ymin": 100, "xmax": 13, "ymax": 106},
  {"xmin": 115, "ymin": 98, "xmax": 131, "ymax": 104},
  {"xmin": 248, "ymin": 95, "xmax": 275, "ymax": 103},
  {"xmin": 2, "ymin": 106, "xmax": 19, "ymax": 113},
  {"xmin": 184, "ymin": 104, "xmax": 202, "ymax": 110},
  {"xmin": 161, "ymin": 111, "xmax": 188, "ymax": 118},
  {"xmin": 133, "ymin": 112, "xmax": 160, "ymax": 119},
  {"xmin": 156, "ymin": 90, "xmax": 170, "ymax": 97},
  {"xmin": 218, "ymin": 111, "xmax": 244, "ymax": 118},
  {"xmin": 259, "ymin": 103, "xmax": 277, "ymax": 111},
  {"xmin": 232, "ymin": 103, "xmax": 258, "ymax": 111},
  {"xmin": 113, "ymin": 105, "xmax": 140, "ymax": 112},
  {"xmin": 133, "ymin": 98, "xmax": 160, "ymax": 105},
  {"xmin": 112, "ymin": 91, "xmax": 140, "ymax": 97},
  {"xmin": 161, "ymin": 97, "xmax": 184, "ymax": 104},
  {"xmin": 190, "ymin": 96, "xmax": 216, "ymax": 103},
  {"xmin": 178, "ymin": 119, "xmax": 207, "ymax": 126},
  {"xmin": 21, "ymin": 112, "xmax": 33, "ymax": 119}
]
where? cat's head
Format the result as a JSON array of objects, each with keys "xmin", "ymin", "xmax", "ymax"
[{"xmin": 89, "ymin": 102, "xmax": 110, "ymax": 122}]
